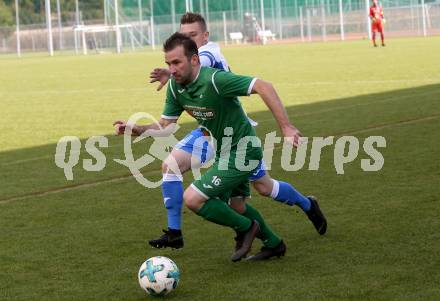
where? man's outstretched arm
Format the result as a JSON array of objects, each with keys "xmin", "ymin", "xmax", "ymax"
[
  {"xmin": 113, "ymin": 118, "xmax": 178, "ymax": 137},
  {"xmin": 251, "ymin": 79, "xmax": 302, "ymax": 147}
]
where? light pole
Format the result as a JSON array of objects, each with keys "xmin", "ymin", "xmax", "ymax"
[
  {"xmin": 15, "ymin": 0, "xmax": 21, "ymax": 57},
  {"xmin": 56, "ymin": 0, "xmax": 63, "ymax": 50},
  {"xmin": 45, "ymin": 0, "xmax": 54, "ymax": 56}
]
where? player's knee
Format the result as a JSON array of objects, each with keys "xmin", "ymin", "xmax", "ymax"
[
  {"xmin": 184, "ymin": 199, "xmax": 199, "ymax": 212},
  {"xmin": 183, "ymin": 189, "xmax": 202, "ymax": 212},
  {"xmin": 253, "ymin": 181, "xmax": 272, "ymax": 197},
  {"xmin": 162, "ymin": 160, "xmax": 182, "ymax": 175},
  {"xmin": 163, "ymin": 153, "xmax": 191, "ymax": 175},
  {"xmin": 161, "ymin": 161, "xmax": 169, "ymax": 174}
]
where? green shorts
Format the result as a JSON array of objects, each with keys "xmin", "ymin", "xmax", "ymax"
[{"xmin": 191, "ymin": 160, "xmax": 254, "ymax": 201}]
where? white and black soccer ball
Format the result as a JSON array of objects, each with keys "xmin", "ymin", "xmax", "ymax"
[{"xmin": 138, "ymin": 256, "xmax": 180, "ymax": 296}]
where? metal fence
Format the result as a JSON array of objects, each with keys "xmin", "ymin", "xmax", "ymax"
[{"xmin": 1, "ymin": 0, "xmax": 439, "ymax": 56}]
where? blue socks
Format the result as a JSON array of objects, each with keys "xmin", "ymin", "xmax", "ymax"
[
  {"xmin": 162, "ymin": 176, "xmax": 184, "ymax": 230},
  {"xmin": 162, "ymin": 175, "xmax": 311, "ymax": 230},
  {"xmin": 270, "ymin": 180, "xmax": 311, "ymax": 212}
]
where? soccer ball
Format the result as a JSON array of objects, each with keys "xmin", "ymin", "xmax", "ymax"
[{"xmin": 138, "ymin": 256, "xmax": 180, "ymax": 296}]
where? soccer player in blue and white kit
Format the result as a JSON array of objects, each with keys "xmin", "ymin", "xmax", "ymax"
[{"xmin": 148, "ymin": 13, "xmax": 326, "ymax": 258}]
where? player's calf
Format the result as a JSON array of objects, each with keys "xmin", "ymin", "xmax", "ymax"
[{"xmin": 231, "ymin": 220, "xmax": 260, "ymax": 262}]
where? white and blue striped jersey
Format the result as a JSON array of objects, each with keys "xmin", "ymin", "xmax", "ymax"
[
  {"xmin": 198, "ymin": 41, "xmax": 257, "ymax": 127},
  {"xmin": 198, "ymin": 42, "xmax": 230, "ymax": 71}
]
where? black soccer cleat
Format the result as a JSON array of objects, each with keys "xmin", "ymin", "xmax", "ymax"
[
  {"xmin": 246, "ymin": 240, "xmax": 286, "ymax": 261},
  {"xmin": 306, "ymin": 196, "xmax": 327, "ymax": 235},
  {"xmin": 148, "ymin": 229, "xmax": 184, "ymax": 249},
  {"xmin": 231, "ymin": 220, "xmax": 260, "ymax": 262}
]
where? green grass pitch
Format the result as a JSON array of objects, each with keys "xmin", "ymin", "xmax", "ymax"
[{"xmin": 0, "ymin": 37, "xmax": 439, "ymax": 300}]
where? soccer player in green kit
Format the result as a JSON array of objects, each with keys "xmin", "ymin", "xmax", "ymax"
[{"xmin": 115, "ymin": 33, "xmax": 321, "ymax": 261}]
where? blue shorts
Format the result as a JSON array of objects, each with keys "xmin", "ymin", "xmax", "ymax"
[
  {"xmin": 175, "ymin": 128, "xmax": 214, "ymax": 164},
  {"xmin": 249, "ymin": 160, "xmax": 266, "ymax": 182},
  {"xmin": 175, "ymin": 128, "xmax": 266, "ymax": 181}
]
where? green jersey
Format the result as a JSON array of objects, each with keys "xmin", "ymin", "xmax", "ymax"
[{"xmin": 162, "ymin": 66, "xmax": 262, "ymax": 162}]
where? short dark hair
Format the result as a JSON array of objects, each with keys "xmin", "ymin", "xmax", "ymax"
[
  {"xmin": 163, "ymin": 32, "xmax": 198, "ymax": 60},
  {"xmin": 180, "ymin": 12, "xmax": 207, "ymax": 32}
]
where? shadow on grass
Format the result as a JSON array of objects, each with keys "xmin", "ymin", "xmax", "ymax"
[{"xmin": 0, "ymin": 83, "xmax": 439, "ymax": 201}]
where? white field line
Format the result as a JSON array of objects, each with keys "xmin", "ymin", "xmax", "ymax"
[
  {"xmin": 0, "ymin": 170, "xmax": 161, "ymax": 205},
  {"xmin": 254, "ymin": 87, "xmax": 440, "ymax": 123},
  {"xmin": 0, "ymin": 114, "xmax": 438, "ymax": 205},
  {"xmin": 1, "ymin": 79, "xmax": 439, "ymax": 96},
  {"xmin": 0, "ymin": 155, "xmax": 52, "ymax": 165},
  {"xmin": 0, "ymin": 87, "xmax": 148, "ymax": 96},
  {"xmin": 1, "ymin": 87, "xmax": 439, "ymax": 167},
  {"xmin": 277, "ymin": 79, "xmax": 440, "ymax": 86},
  {"xmin": 328, "ymin": 115, "xmax": 439, "ymax": 136}
]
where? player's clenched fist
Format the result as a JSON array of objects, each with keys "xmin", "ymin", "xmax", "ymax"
[
  {"xmin": 281, "ymin": 124, "xmax": 303, "ymax": 148},
  {"xmin": 113, "ymin": 120, "xmax": 140, "ymax": 136}
]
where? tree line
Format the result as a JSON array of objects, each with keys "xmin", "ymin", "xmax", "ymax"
[
  {"xmin": 0, "ymin": 0, "xmax": 242, "ymax": 27},
  {"xmin": 0, "ymin": 0, "xmax": 103, "ymax": 26}
]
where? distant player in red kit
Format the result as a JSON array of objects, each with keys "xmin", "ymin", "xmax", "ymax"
[{"xmin": 369, "ymin": 0, "xmax": 385, "ymax": 47}]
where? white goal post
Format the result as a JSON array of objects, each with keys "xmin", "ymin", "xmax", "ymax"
[{"xmin": 73, "ymin": 24, "xmax": 138, "ymax": 54}]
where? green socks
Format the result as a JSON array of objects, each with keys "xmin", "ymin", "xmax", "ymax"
[
  {"xmin": 242, "ymin": 203, "xmax": 282, "ymax": 248},
  {"xmin": 197, "ymin": 198, "xmax": 252, "ymax": 233},
  {"xmin": 196, "ymin": 199, "xmax": 282, "ymax": 248}
]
